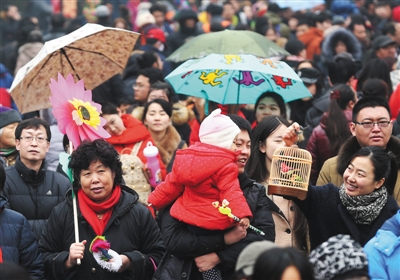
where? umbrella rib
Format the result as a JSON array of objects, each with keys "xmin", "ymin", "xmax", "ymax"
[
  {"xmin": 63, "ymin": 46, "xmax": 124, "ymax": 68},
  {"xmin": 61, "ymin": 48, "xmax": 81, "ymax": 80}
]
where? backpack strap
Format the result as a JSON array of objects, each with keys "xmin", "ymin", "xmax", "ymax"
[{"xmin": 132, "ymin": 141, "xmax": 143, "ymax": 156}]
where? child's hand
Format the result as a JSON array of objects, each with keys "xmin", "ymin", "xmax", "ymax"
[
  {"xmin": 282, "ymin": 122, "xmax": 301, "ymax": 146},
  {"xmin": 239, "ymin": 217, "xmax": 250, "ymax": 229}
]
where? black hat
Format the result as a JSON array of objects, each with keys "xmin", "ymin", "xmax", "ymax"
[
  {"xmin": 0, "ymin": 106, "xmax": 21, "ymax": 129},
  {"xmin": 297, "ymin": 67, "xmax": 320, "ymax": 84},
  {"xmin": 372, "ymin": 35, "xmax": 396, "ymax": 50}
]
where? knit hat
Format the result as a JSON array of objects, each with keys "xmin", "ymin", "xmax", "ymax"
[
  {"xmin": 0, "ymin": 106, "xmax": 21, "ymax": 129},
  {"xmin": 235, "ymin": 241, "xmax": 278, "ymax": 276},
  {"xmin": 95, "ymin": 5, "xmax": 110, "ymax": 17},
  {"xmin": 308, "ymin": 234, "xmax": 369, "ymax": 280},
  {"xmin": 135, "ymin": 12, "xmax": 156, "ymax": 29},
  {"xmin": 199, "ymin": 108, "xmax": 240, "ymax": 149},
  {"xmin": 297, "ymin": 67, "xmax": 320, "ymax": 84}
]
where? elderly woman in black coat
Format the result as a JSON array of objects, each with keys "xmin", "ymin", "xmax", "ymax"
[
  {"xmin": 282, "ymin": 123, "xmax": 399, "ymax": 250},
  {"xmin": 39, "ymin": 139, "xmax": 165, "ymax": 280}
]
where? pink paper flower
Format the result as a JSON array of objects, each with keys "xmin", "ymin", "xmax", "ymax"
[{"xmin": 49, "ymin": 73, "xmax": 110, "ymax": 148}]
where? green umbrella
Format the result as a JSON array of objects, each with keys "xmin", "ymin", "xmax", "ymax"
[{"xmin": 166, "ymin": 29, "xmax": 290, "ymax": 63}]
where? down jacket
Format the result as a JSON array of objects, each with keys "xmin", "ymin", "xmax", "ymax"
[
  {"xmin": 148, "ymin": 142, "xmax": 252, "ymax": 230},
  {"xmin": 39, "ymin": 186, "xmax": 165, "ymax": 280},
  {"xmin": 364, "ymin": 209, "xmax": 400, "ymax": 280},
  {"xmin": 0, "ymin": 195, "xmax": 44, "ymax": 279},
  {"xmin": 2, "ymin": 157, "xmax": 71, "ymax": 240},
  {"xmin": 153, "ymin": 172, "xmax": 275, "ymax": 280}
]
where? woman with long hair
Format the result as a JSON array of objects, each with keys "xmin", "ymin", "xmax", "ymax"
[
  {"xmin": 306, "ymin": 84, "xmax": 357, "ymax": 184},
  {"xmin": 142, "ymin": 99, "xmax": 187, "ymax": 173},
  {"xmin": 246, "ymin": 116, "xmax": 309, "ymax": 252}
]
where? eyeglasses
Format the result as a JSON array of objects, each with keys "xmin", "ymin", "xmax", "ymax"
[
  {"xmin": 19, "ymin": 136, "xmax": 48, "ymax": 143},
  {"xmin": 354, "ymin": 121, "xmax": 391, "ymax": 129}
]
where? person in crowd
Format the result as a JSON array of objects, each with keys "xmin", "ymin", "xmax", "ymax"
[
  {"xmin": 253, "ymin": 91, "xmax": 287, "ymax": 128},
  {"xmin": 364, "ymin": 209, "xmax": 400, "ymax": 280},
  {"xmin": 372, "ymin": 35, "xmax": 397, "ymax": 60},
  {"xmin": 283, "ymin": 39, "xmax": 307, "ymax": 69},
  {"xmin": 43, "ymin": 13, "xmax": 66, "ymax": 41},
  {"xmin": 317, "ymin": 97, "xmax": 400, "ymax": 205},
  {"xmin": 149, "ymin": 2, "xmax": 174, "ymax": 37},
  {"xmin": 14, "ymin": 29, "xmax": 43, "ymax": 76},
  {"xmin": 1, "ymin": 118, "xmax": 71, "ymax": 240},
  {"xmin": 233, "ymin": 240, "xmax": 278, "ymax": 279},
  {"xmin": 246, "ymin": 115, "xmax": 309, "ymax": 252},
  {"xmin": 382, "ymin": 21, "xmax": 400, "ymax": 48},
  {"xmin": 361, "ymin": 78, "xmax": 389, "ymax": 100},
  {"xmin": 152, "ymin": 114, "xmax": 275, "ymax": 280},
  {"xmin": 306, "ymin": 84, "xmax": 357, "ymax": 184},
  {"xmin": 296, "ymin": 17, "xmax": 324, "ymax": 60},
  {"xmin": 132, "ymin": 67, "xmax": 164, "ymax": 108},
  {"xmin": 100, "ymin": 101, "xmax": 166, "ymax": 179},
  {"xmin": 113, "ymin": 17, "xmax": 129, "ymax": 30},
  {"xmin": 0, "ymin": 107, "xmax": 21, "ymax": 166},
  {"xmin": 0, "ymin": 5, "xmax": 21, "ymax": 47},
  {"xmin": 348, "ymin": 15, "xmax": 369, "ymax": 53},
  {"xmin": 142, "ymin": 99, "xmax": 187, "ymax": 173},
  {"xmin": 149, "ymin": 108, "xmax": 253, "ymax": 279},
  {"xmin": 39, "ymin": 139, "xmax": 165, "ymax": 279},
  {"xmin": 250, "ymin": 247, "xmax": 314, "ymax": 280},
  {"xmin": 356, "ymin": 58, "xmax": 393, "ymax": 96},
  {"xmin": 0, "ymin": 162, "xmax": 44, "ymax": 279},
  {"xmin": 284, "ymin": 125, "xmax": 399, "ymax": 249},
  {"xmin": 309, "ymin": 234, "xmax": 370, "ymax": 280},
  {"xmin": 95, "ymin": 4, "xmax": 111, "ymax": 27}
]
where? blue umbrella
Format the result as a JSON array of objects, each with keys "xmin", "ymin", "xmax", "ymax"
[{"xmin": 165, "ymin": 54, "xmax": 312, "ymax": 104}]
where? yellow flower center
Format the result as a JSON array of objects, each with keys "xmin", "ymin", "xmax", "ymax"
[{"xmin": 69, "ymin": 98, "xmax": 101, "ymax": 129}]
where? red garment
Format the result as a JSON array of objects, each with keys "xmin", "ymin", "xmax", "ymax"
[
  {"xmin": 389, "ymin": 83, "xmax": 400, "ymax": 120},
  {"xmin": 0, "ymin": 247, "xmax": 2, "ymax": 263},
  {"xmin": 148, "ymin": 142, "xmax": 252, "ymax": 230},
  {"xmin": 297, "ymin": 27, "xmax": 323, "ymax": 60},
  {"xmin": 306, "ymin": 110, "xmax": 352, "ymax": 185},
  {"xmin": 189, "ymin": 118, "xmax": 200, "ymax": 146},
  {"xmin": 106, "ymin": 114, "xmax": 166, "ymax": 179},
  {"xmin": 77, "ymin": 186, "xmax": 121, "ymax": 236},
  {"xmin": 0, "ymin": 88, "xmax": 11, "ymax": 108}
]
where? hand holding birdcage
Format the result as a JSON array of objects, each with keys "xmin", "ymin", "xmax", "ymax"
[{"xmin": 282, "ymin": 122, "xmax": 302, "ymax": 147}]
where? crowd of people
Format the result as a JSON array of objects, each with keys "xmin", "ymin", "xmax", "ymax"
[{"xmin": 2, "ymin": 0, "xmax": 400, "ymax": 279}]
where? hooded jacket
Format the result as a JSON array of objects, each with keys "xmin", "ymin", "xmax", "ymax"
[
  {"xmin": 364, "ymin": 209, "xmax": 400, "ymax": 280},
  {"xmin": 317, "ymin": 136, "xmax": 400, "ymax": 205},
  {"xmin": 0, "ymin": 195, "xmax": 44, "ymax": 279},
  {"xmin": 2, "ymin": 157, "xmax": 71, "ymax": 240},
  {"xmin": 148, "ymin": 142, "xmax": 252, "ymax": 230},
  {"xmin": 39, "ymin": 186, "xmax": 165, "ymax": 280},
  {"xmin": 105, "ymin": 114, "xmax": 166, "ymax": 180}
]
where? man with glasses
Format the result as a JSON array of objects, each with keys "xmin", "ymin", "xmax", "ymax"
[
  {"xmin": 1, "ymin": 118, "xmax": 71, "ymax": 240},
  {"xmin": 317, "ymin": 97, "xmax": 400, "ymax": 205}
]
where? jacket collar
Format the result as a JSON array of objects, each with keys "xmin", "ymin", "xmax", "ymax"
[
  {"xmin": 15, "ymin": 156, "xmax": 46, "ymax": 184},
  {"xmin": 238, "ymin": 172, "xmax": 254, "ymax": 189},
  {"xmin": 0, "ymin": 195, "xmax": 7, "ymax": 209}
]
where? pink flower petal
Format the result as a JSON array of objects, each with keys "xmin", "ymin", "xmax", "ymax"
[{"xmin": 66, "ymin": 122, "xmax": 81, "ymax": 149}]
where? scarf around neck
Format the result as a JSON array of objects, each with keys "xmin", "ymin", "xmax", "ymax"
[
  {"xmin": 339, "ymin": 184, "xmax": 388, "ymax": 225},
  {"xmin": 0, "ymin": 148, "xmax": 16, "ymax": 157},
  {"xmin": 78, "ymin": 186, "xmax": 121, "ymax": 236}
]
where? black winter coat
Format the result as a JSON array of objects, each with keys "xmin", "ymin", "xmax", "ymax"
[
  {"xmin": 2, "ymin": 157, "xmax": 71, "ymax": 240},
  {"xmin": 0, "ymin": 195, "xmax": 44, "ymax": 279},
  {"xmin": 153, "ymin": 172, "xmax": 275, "ymax": 280},
  {"xmin": 294, "ymin": 184, "xmax": 399, "ymax": 250},
  {"xmin": 39, "ymin": 186, "xmax": 165, "ymax": 280}
]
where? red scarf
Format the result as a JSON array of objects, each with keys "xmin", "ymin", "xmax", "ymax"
[{"xmin": 78, "ymin": 186, "xmax": 121, "ymax": 236}]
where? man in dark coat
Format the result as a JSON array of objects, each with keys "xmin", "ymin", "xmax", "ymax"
[
  {"xmin": 1, "ymin": 118, "xmax": 71, "ymax": 240},
  {"xmin": 0, "ymin": 161, "xmax": 44, "ymax": 279},
  {"xmin": 153, "ymin": 116, "xmax": 275, "ymax": 280}
]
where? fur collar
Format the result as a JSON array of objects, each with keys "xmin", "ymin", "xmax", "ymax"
[
  {"xmin": 337, "ymin": 136, "xmax": 400, "ymax": 175},
  {"xmin": 154, "ymin": 125, "xmax": 185, "ymax": 167}
]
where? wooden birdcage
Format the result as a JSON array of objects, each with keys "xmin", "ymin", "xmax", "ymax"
[{"xmin": 268, "ymin": 147, "xmax": 312, "ymax": 200}]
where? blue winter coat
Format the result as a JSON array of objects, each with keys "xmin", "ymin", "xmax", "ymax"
[
  {"xmin": 0, "ymin": 195, "xmax": 44, "ymax": 279},
  {"xmin": 364, "ymin": 209, "xmax": 400, "ymax": 280}
]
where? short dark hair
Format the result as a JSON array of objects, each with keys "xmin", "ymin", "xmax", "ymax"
[
  {"xmin": 382, "ymin": 21, "xmax": 397, "ymax": 36},
  {"xmin": 315, "ymin": 11, "xmax": 332, "ymax": 24},
  {"xmin": 252, "ymin": 247, "xmax": 314, "ymax": 280},
  {"xmin": 15, "ymin": 118, "xmax": 51, "ymax": 142},
  {"xmin": 228, "ymin": 114, "xmax": 252, "ymax": 137},
  {"xmin": 50, "ymin": 13, "xmax": 65, "ymax": 28},
  {"xmin": 100, "ymin": 101, "xmax": 119, "ymax": 115},
  {"xmin": 137, "ymin": 67, "xmax": 164, "ymax": 85},
  {"xmin": 149, "ymin": 3, "xmax": 167, "ymax": 15},
  {"xmin": 347, "ymin": 14, "xmax": 366, "ymax": 32},
  {"xmin": 327, "ymin": 57, "xmax": 357, "ymax": 85},
  {"xmin": 254, "ymin": 92, "xmax": 287, "ymax": 119},
  {"xmin": 69, "ymin": 139, "xmax": 123, "ymax": 192},
  {"xmin": 361, "ymin": 78, "xmax": 389, "ymax": 99},
  {"xmin": 350, "ymin": 146, "xmax": 398, "ymax": 195},
  {"xmin": 149, "ymin": 81, "xmax": 174, "ymax": 103},
  {"xmin": 142, "ymin": 98, "xmax": 173, "ymax": 121},
  {"xmin": 352, "ymin": 96, "xmax": 391, "ymax": 122}
]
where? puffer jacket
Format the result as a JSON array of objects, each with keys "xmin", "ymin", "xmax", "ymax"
[
  {"xmin": 317, "ymin": 136, "xmax": 400, "ymax": 205},
  {"xmin": 0, "ymin": 195, "xmax": 44, "ymax": 279},
  {"xmin": 39, "ymin": 186, "xmax": 165, "ymax": 280},
  {"xmin": 364, "ymin": 209, "xmax": 400, "ymax": 280},
  {"xmin": 148, "ymin": 142, "xmax": 252, "ymax": 230},
  {"xmin": 307, "ymin": 110, "xmax": 352, "ymax": 184},
  {"xmin": 2, "ymin": 157, "xmax": 71, "ymax": 240}
]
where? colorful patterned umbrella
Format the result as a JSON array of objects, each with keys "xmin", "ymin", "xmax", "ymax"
[
  {"xmin": 165, "ymin": 54, "xmax": 312, "ymax": 104},
  {"xmin": 10, "ymin": 23, "xmax": 139, "ymax": 114}
]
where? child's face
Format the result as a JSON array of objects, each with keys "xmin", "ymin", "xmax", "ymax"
[{"xmin": 230, "ymin": 135, "xmax": 239, "ymax": 152}]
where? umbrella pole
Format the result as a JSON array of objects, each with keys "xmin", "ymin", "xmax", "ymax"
[
  {"xmin": 69, "ymin": 141, "xmax": 81, "ymax": 265},
  {"xmin": 61, "ymin": 48, "xmax": 81, "ymax": 81}
]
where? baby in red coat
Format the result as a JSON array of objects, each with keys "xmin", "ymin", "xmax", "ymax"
[{"xmin": 148, "ymin": 108, "xmax": 252, "ymax": 279}]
